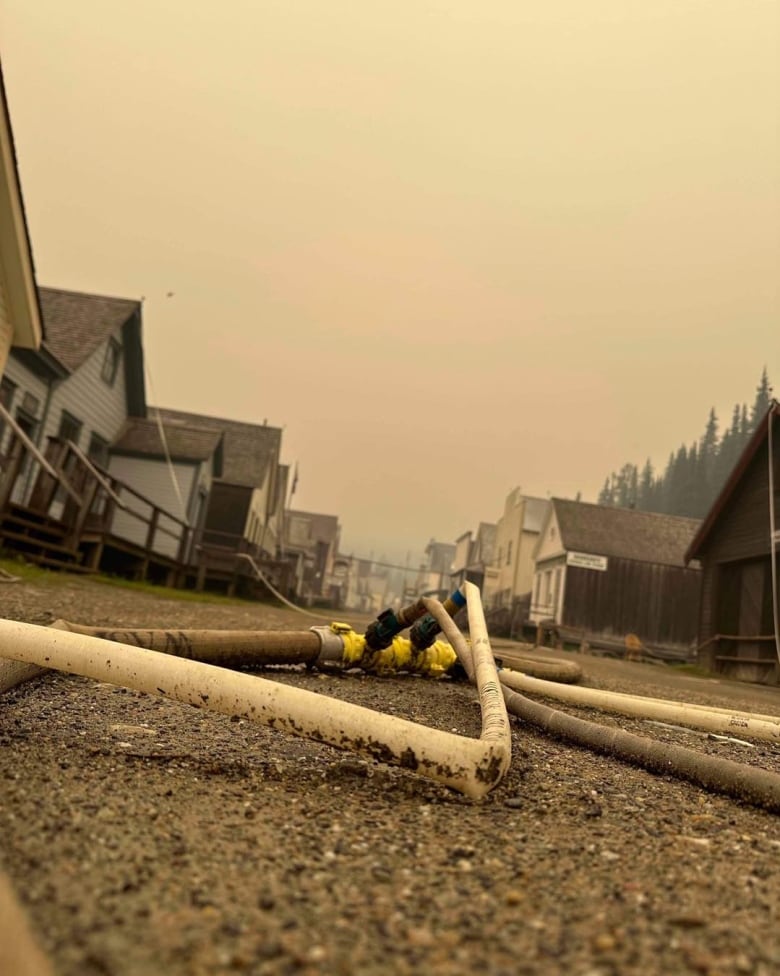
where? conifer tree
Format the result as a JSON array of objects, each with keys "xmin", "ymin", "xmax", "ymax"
[
  {"xmin": 597, "ymin": 478, "xmax": 612, "ymax": 506},
  {"xmin": 595, "ymin": 368, "xmax": 773, "ymax": 517},
  {"xmin": 750, "ymin": 367, "xmax": 772, "ymax": 431},
  {"xmin": 638, "ymin": 459, "xmax": 654, "ymax": 509},
  {"xmin": 699, "ymin": 408, "xmax": 718, "ymax": 499}
]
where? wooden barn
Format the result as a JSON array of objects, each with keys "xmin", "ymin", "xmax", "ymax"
[
  {"xmin": 685, "ymin": 400, "xmax": 780, "ymax": 684},
  {"xmin": 531, "ymin": 498, "xmax": 702, "ymax": 659}
]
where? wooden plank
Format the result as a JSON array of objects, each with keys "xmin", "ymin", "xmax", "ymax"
[{"xmin": 0, "ymin": 403, "xmax": 81, "ymax": 505}]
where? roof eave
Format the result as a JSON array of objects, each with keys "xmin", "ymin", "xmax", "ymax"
[
  {"xmin": 685, "ymin": 400, "xmax": 779, "ymax": 563},
  {"xmin": 122, "ymin": 310, "xmax": 146, "ymax": 417},
  {"xmin": 0, "ymin": 63, "xmax": 43, "ymax": 351},
  {"xmin": 10, "ymin": 343, "xmax": 69, "ymax": 381}
]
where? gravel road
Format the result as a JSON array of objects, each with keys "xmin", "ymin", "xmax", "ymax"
[{"xmin": 1, "ymin": 573, "xmax": 780, "ymax": 976}]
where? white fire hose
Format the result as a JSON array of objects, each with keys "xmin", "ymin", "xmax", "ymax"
[{"xmin": 0, "ymin": 582, "xmax": 510, "ymax": 800}]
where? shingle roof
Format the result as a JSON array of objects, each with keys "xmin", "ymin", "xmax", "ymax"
[
  {"xmin": 39, "ymin": 287, "xmax": 140, "ymax": 371},
  {"xmin": 155, "ymin": 408, "xmax": 281, "ymax": 487},
  {"xmin": 552, "ymin": 498, "xmax": 700, "ymax": 568},
  {"xmin": 112, "ymin": 417, "xmax": 223, "ymax": 464}
]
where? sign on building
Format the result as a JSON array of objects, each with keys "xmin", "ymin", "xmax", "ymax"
[{"xmin": 566, "ymin": 551, "xmax": 608, "ymax": 572}]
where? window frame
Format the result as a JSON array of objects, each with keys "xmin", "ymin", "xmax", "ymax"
[
  {"xmin": 101, "ymin": 337, "xmax": 122, "ymax": 386},
  {"xmin": 87, "ymin": 431, "xmax": 110, "ymax": 468},
  {"xmin": 58, "ymin": 410, "xmax": 83, "ymax": 448}
]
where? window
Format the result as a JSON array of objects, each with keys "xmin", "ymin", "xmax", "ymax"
[
  {"xmin": 506, "ymin": 541, "xmax": 513, "ymax": 566},
  {"xmin": 101, "ymin": 337, "xmax": 122, "ymax": 386},
  {"xmin": 21, "ymin": 392, "xmax": 40, "ymax": 416},
  {"xmin": 87, "ymin": 432, "xmax": 110, "ymax": 468},
  {"xmin": 0, "ymin": 377, "xmax": 17, "ymax": 410},
  {"xmin": 58, "ymin": 410, "xmax": 83, "ymax": 447},
  {"xmin": 0, "ymin": 378, "xmax": 17, "ymax": 447}
]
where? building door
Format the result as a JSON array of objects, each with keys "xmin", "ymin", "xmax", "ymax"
[{"xmin": 737, "ymin": 562, "xmax": 764, "ymax": 659}]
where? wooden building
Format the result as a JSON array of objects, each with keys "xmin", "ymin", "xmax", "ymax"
[
  {"xmin": 0, "ymin": 60, "xmax": 43, "ymax": 372},
  {"xmin": 532, "ymin": 498, "xmax": 701, "ymax": 659},
  {"xmin": 155, "ymin": 409, "xmax": 285, "ymax": 593},
  {"xmin": 493, "ymin": 491, "xmax": 550, "ymax": 611},
  {"xmin": 106, "ymin": 416, "xmax": 224, "ymax": 564},
  {"xmin": 0, "ymin": 281, "xmax": 293, "ymax": 595},
  {"xmin": 450, "ymin": 522, "xmax": 498, "ymax": 603},
  {"xmin": 685, "ymin": 401, "xmax": 780, "ymax": 683},
  {"xmin": 284, "ymin": 509, "xmax": 341, "ymax": 605},
  {"xmin": 415, "ymin": 539, "xmax": 456, "ymax": 599},
  {"xmin": 2, "ymin": 287, "xmax": 146, "ymax": 487}
]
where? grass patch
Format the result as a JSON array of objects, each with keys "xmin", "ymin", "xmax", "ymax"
[
  {"xmin": 667, "ymin": 662, "xmax": 710, "ymax": 678},
  {"xmin": 0, "ymin": 554, "xmax": 264, "ymax": 607},
  {"xmin": 90, "ymin": 575, "xmax": 253, "ymax": 606},
  {"xmin": 0, "ymin": 555, "xmax": 68, "ymax": 584}
]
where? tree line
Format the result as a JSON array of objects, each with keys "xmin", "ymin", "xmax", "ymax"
[{"xmin": 597, "ymin": 368, "xmax": 774, "ymax": 519}]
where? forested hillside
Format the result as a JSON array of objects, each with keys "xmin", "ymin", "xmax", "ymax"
[{"xmin": 597, "ymin": 369, "xmax": 774, "ymax": 518}]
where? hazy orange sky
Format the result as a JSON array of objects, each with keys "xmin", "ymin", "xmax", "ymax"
[{"xmin": 1, "ymin": 1, "xmax": 778, "ymax": 561}]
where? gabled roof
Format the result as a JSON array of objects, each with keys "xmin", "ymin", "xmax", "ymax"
[
  {"xmin": 551, "ymin": 498, "xmax": 700, "ymax": 568},
  {"xmin": 38, "ymin": 287, "xmax": 140, "ymax": 372},
  {"xmin": 155, "ymin": 407, "xmax": 281, "ymax": 488},
  {"xmin": 112, "ymin": 417, "xmax": 223, "ymax": 469},
  {"xmin": 685, "ymin": 400, "xmax": 780, "ymax": 563},
  {"xmin": 0, "ymin": 59, "xmax": 42, "ymax": 349}
]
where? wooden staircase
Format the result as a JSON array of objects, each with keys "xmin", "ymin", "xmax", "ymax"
[{"xmin": 0, "ymin": 503, "xmax": 92, "ymax": 573}]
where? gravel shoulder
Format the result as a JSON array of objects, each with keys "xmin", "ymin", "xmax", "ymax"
[{"xmin": 1, "ymin": 574, "xmax": 780, "ymax": 976}]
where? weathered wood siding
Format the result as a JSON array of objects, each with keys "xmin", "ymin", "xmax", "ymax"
[
  {"xmin": 3, "ymin": 324, "xmax": 131, "ymax": 505},
  {"xmin": 561, "ymin": 557, "xmax": 701, "ymax": 650},
  {"xmin": 0, "ymin": 274, "xmax": 12, "ymax": 372},
  {"xmin": 1, "ymin": 354, "xmax": 48, "ymax": 425},
  {"xmin": 43, "ymin": 327, "xmax": 129, "ymax": 450},
  {"xmin": 696, "ymin": 438, "xmax": 780, "ymax": 679},
  {"xmin": 700, "ymin": 440, "xmax": 776, "ymax": 565},
  {"xmin": 108, "ymin": 456, "xmax": 200, "ymax": 558}
]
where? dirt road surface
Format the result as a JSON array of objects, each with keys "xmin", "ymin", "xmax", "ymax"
[{"xmin": 1, "ymin": 573, "xmax": 779, "ymax": 975}]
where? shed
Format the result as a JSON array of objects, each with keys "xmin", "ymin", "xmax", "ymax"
[{"xmin": 685, "ymin": 401, "xmax": 780, "ymax": 683}]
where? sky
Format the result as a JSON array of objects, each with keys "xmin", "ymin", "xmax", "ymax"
[{"xmin": 1, "ymin": 1, "xmax": 778, "ymax": 563}]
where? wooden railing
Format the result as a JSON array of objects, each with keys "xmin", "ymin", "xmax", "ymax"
[
  {"xmin": 0, "ymin": 402, "xmax": 81, "ymax": 510},
  {"xmin": 0, "ymin": 426, "xmax": 196, "ymax": 567},
  {"xmin": 88, "ymin": 470, "xmax": 194, "ymax": 565},
  {"xmin": 711, "ymin": 634, "xmax": 778, "ymax": 667}
]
